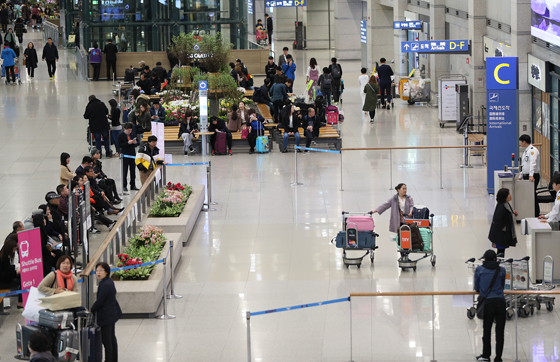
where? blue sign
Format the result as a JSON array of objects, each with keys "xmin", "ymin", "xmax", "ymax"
[
  {"xmin": 401, "ymin": 40, "xmax": 469, "ymax": 53},
  {"xmin": 248, "ymin": 0, "xmax": 253, "ymax": 14},
  {"xmin": 198, "ymin": 81, "xmax": 207, "ymax": 90},
  {"xmin": 486, "ymin": 56, "xmax": 519, "ymax": 192},
  {"xmin": 486, "ymin": 57, "xmax": 519, "ymax": 90},
  {"xmin": 360, "ymin": 20, "xmax": 367, "ymax": 44},
  {"xmin": 265, "ymin": 0, "xmax": 305, "ymax": 7},
  {"xmin": 394, "ymin": 21, "xmax": 422, "ymax": 30}
]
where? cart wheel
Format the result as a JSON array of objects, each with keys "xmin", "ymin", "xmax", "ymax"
[
  {"xmin": 530, "ymin": 305, "xmax": 535, "ymax": 316},
  {"xmin": 524, "ymin": 305, "xmax": 532, "ymax": 317},
  {"xmin": 370, "ymin": 253, "xmax": 374, "ymax": 262},
  {"xmin": 546, "ymin": 302, "xmax": 554, "ymax": 311},
  {"xmin": 536, "ymin": 302, "xmax": 541, "ymax": 311},
  {"xmin": 439, "ymin": 123, "xmax": 444, "ymax": 128},
  {"xmin": 413, "ymin": 267, "xmax": 417, "ymax": 272},
  {"xmin": 467, "ymin": 307, "xmax": 476, "ymax": 319},
  {"xmin": 345, "ymin": 264, "xmax": 349, "ymax": 268},
  {"xmin": 506, "ymin": 308, "xmax": 515, "ymax": 320},
  {"xmin": 431, "ymin": 255, "xmax": 436, "ymax": 266},
  {"xmin": 407, "ymin": 100, "xmax": 415, "ymax": 105},
  {"xmin": 357, "ymin": 264, "xmax": 361, "ymax": 269}
]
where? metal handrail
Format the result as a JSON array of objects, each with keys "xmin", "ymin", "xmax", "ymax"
[
  {"xmin": 80, "ymin": 165, "xmax": 163, "ymax": 277},
  {"xmin": 341, "ymin": 145, "xmax": 486, "ymax": 151}
]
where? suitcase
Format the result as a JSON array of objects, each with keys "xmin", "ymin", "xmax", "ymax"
[
  {"xmin": 326, "ymin": 105, "xmax": 339, "ymax": 125},
  {"xmin": 419, "ymin": 227, "xmax": 432, "ymax": 251},
  {"xmin": 346, "ymin": 216, "xmax": 375, "ymax": 231},
  {"xmin": 412, "ymin": 206, "xmax": 430, "ymax": 220},
  {"xmin": 54, "ymin": 329, "xmax": 79, "ymax": 362},
  {"xmin": 39, "ymin": 309, "xmax": 75, "ymax": 330},
  {"xmin": 80, "ymin": 325, "xmax": 103, "ymax": 362},
  {"xmin": 124, "ymin": 68, "xmax": 135, "ymax": 83},
  {"xmin": 214, "ymin": 132, "xmax": 227, "ymax": 155},
  {"xmin": 255, "ymin": 127, "xmax": 269, "ymax": 154},
  {"xmin": 334, "ymin": 231, "xmax": 376, "ymax": 248}
]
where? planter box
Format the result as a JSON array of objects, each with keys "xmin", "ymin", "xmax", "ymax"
[
  {"xmin": 114, "ymin": 233, "xmax": 182, "ymax": 318},
  {"xmin": 144, "ymin": 184, "xmax": 205, "ymax": 247}
]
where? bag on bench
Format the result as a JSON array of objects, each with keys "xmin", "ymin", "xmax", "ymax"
[{"xmin": 214, "ymin": 132, "xmax": 228, "ymax": 155}]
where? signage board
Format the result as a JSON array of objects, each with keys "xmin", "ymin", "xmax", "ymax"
[
  {"xmin": 401, "ymin": 39, "xmax": 469, "ymax": 53},
  {"xmin": 486, "ymin": 57, "xmax": 518, "ymax": 90},
  {"xmin": 265, "ymin": 0, "xmax": 305, "ymax": 7},
  {"xmin": 199, "ymin": 81, "xmax": 208, "ymax": 131},
  {"xmin": 360, "ymin": 20, "xmax": 367, "ymax": 44},
  {"xmin": 393, "ymin": 20, "xmax": 421, "ymax": 30},
  {"xmin": 438, "ymin": 79, "xmax": 467, "ymax": 121},
  {"xmin": 527, "ymin": 53, "xmax": 551, "ymax": 92},
  {"xmin": 248, "ymin": 0, "xmax": 253, "ymax": 14},
  {"xmin": 18, "ymin": 228, "xmax": 43, "ymax": 307}
]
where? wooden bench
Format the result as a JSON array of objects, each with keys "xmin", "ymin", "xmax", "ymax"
[
  {"xmin": 0, "ymin": 288, "xmax": 11, "ymax": 315},
  {"xmin": 257, "ymin": 104, "xmax": 273, "ymax": 122},
  {"xmin": 244, "ymin": 90, "xmax": 254, "ymax": 98},
  {"xmin": 275, "ymin": 125, "xmax": 342, "ymax": 151}
]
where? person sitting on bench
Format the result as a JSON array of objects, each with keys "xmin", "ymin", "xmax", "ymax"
[
  {"xmin": 281, "ymin": 104, "xmax": 302, "ymax": 153},
  {"xmin": 303, "ymin": 107, "xmax": 321, "ymax": 151},
  {"xmin": 247, "ymin": 109, "xmax": 265, "ymax": 154},
  {"xmin": 253, "ymin": 78, "xmax": 274, "ymax": 117},
  {"xmin": 208, "ymin": 116, "xmax": 233, "ymax": 156}
]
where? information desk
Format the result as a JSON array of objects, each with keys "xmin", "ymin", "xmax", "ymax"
[
  {"xmin": 526, "ymin": 217, "xmax": 560, "ymax": 282},
  {"xmin": 494, "ymin": 171, "xmax": 535, "ymax": 220}
]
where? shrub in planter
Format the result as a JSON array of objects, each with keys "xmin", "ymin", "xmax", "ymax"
[
  {"xmin": 113, "ymin": 226, "xmax": 166, "ymax": 281},
  {"xmin": 149, "ymin": 183, "xmax": 193, "ymax": 217}
]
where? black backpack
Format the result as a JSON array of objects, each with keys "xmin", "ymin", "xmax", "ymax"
[
  {"xmin": 124, "ymin": 68, "xmax": 135, "ymax": 83},
  {"xmin": 331, "ymin": 64, "xmax": 341, "ymax": 79},
  {"xmin": 322, "ymin": 74, "xmax": 332, "ymax": 90}
]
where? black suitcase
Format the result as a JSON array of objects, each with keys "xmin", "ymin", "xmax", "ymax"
[
  {"xmin": 78, "ymin": 312, "xmax": 103, "ymax": 362},
  {"xmin": 124, "ymin": 68, "xmax": 135, "ymax": 83}
]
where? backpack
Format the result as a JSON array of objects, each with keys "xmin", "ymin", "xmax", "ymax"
[
  {"xmin": 124, "ymin": 68, "xmax": 135, "ymax": 83},
  {"xmin": 322, "ymin": 74, "xmax": 332, "ymax": 90},
  {"xmin": 331, "ymin": 64, "xmax": 341, "ymax": 79}
]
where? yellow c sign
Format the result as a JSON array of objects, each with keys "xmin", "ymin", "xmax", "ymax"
[{"xmin": 494, "ymin": 63, "xmax": 510, "ymax": 85}]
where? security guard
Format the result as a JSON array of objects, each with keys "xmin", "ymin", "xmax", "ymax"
[
  {"xmin": 519, "ymin": 134, "xmax": 541, "ymax": 217},
  {"xmin": 538, "ymin": 173, "xmax": 560, "ymax": 224}
]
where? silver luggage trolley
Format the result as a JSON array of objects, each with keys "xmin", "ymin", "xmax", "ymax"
[
  {"xmin": 397, "ymin": 216, "xmax": 436, "ymax": 271},
  {"xmin": 331, "ymin": 211, "xmax": 379, "ymax": 268}
]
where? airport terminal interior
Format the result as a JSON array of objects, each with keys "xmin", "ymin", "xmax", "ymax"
[{"xmin": 0, "ymin": 0, "xmax": 560, "ymax": 361}]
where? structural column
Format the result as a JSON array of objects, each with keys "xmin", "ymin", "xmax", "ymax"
[
  {"xmin": 468, "ymin": 0, "xmax": 487, "ymax": 118},
  {"xmin": 392, "ymin": 0, "xmax": 407, "ymax": 80},
  {"xmin": 429, "ymin": 0, "xmax": 449, "ymax": 101},
  {"xmin": 511, "ymin": 0, "xmax": 532, "ymax": 137},
  {"xmin": 334, "ymin": 0, "xmax": 362, "ymax": 59},
  {"xmin": 303, "ymin": 0, "xmax": 334, "ymax": 50},
  {"xmin": 368, "ymin": 0, "xmax": 394, "ymax": 71}
]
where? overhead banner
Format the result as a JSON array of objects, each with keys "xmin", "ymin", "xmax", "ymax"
[
  {"xmin": 265, "ymin": 0, "xmax": 305, "ymax": 7},
  {"xmin": 393, "ymin": 21, "xmax": 422, "ymax": 30},
  {"xmin": 401, "ymin": 40, "xmax": 469, "ymax": 53},
  {"xmin": 486, "ymin": 57, "xmax": 519, "ymax": 193},
  {"xmin": 18, "ymin": 228, "xmax": 44, "ymax": 307}
]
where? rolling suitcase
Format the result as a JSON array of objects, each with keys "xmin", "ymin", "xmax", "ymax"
[
  {"xmin": 346, "ymin": 216, "xmax": 375, "ymax": 231},
  {"xmin": 124, "ymin": 68, "xmax": 135, "ymax": 83},
  {"xmin": 54, "ymin": 328, "xmax": 79, "ymax": 362},
  {"xmin": 255, "ymin": 124, "xmax": 269, "ymax": 153},
  {"xmin": 412, "ymin": 206, "xmax": 430, "ymax": 219},
  {"xmin": 79, "ymin": 312, "xmax": 103, "ymax": 362},
  {"xmin": 214, "ymin": 132, "xmax": 227, "ymax": 155},
  {"xmin": 326, "ymin": 105, "xmax": 339, "ymax": 125},
  {"xmin": 334, "ymin": 231, "xmax": 376, "ymax": 248},
  {"xmin": 39, "ymin": 309, "xmax": 75, "ymax": 330}
]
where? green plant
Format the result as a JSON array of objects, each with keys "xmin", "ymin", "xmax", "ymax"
[
  {"xmin": 169, "ymin": 32, "xmax": 200, "ymax": 67},
  {"xmin": 198, "ymin": 33, "xmax": 233, "ymax": 73},
  {"xmin": 149, "ymin": 183, "xmax": 193, "ymax": 217},
  {"xmin": 171, "ymin": 66, "xmax": 200, "ymax": 85}
]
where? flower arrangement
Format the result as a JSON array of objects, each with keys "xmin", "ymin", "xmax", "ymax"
[
  {"xmin": 112, "ymin": 226, "xmax": 166, "ymax": 281},
  {"xmin": 162, "ymin": 99, "xmax": 200, "ymax": 124},
  {"xmin": 149, "ymin": 183, "xmax": 193, "ymax": 217}
]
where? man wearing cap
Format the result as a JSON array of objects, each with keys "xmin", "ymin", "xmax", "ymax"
[
  {"xmin": 152, "ymin": 61, "xmax": 167, "ymax": 83},
  {"xmin": 150, "ymin": 100, "xmax": 166, "ymax": 123},
  {"xmin": 134, "ymin": 60, "xmax": 146, "ymax": 75},
  {"xmin": 281, "ymin": 104, "xmax": 302, "ymax": 153},
  {"xmin": 474, "ymin": 250, "xmax": 506, "ymax": 362}
]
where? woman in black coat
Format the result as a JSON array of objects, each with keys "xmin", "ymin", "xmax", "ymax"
[
  {"xmin": 24, "ymin": 42, "xmax": 39, "ymax": 80},
  {"xmin": 91, "ymin": 262, "xmax": 121, "ymax": 362},
  {"xmin": 488, "ymin": 188, "xmax": 518, "ymax": 256}
]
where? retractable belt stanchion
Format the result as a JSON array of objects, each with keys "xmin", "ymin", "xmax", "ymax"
[
  {"xmin": 156, "ymin": 251, "xmax": 176, "ymax": 320},
  {"xmin": 246, "ymin": 312, "xmax": 252, "ymax": 362},
  {"xmin": 290, "ymin": 148, "xmax": 303, "ymax": 186},
  {"xmin": 166, "ymin": 240, "xmax": 182, "ymax": 299},
  {"xmin": 120, "ymin": 154, "xmax": 128, "ymax": 196}
]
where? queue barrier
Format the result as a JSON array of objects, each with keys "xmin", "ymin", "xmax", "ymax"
[
  {"xmin": 291, "ymin": 146, "xmax": 342, "ymax": 189},
  {"xmin": 246, "ymin": 289, "xmax": 560, "ymax": 362}
]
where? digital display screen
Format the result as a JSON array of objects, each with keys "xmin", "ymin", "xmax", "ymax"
[{"xmin": 532, "ymin": 0, "xmax": 560, "ymax": 47}]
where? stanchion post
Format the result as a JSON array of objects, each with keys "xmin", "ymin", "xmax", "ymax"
[
  {"xmin": 439, "ymin": 148, "xmax": 443, "ymax": 189},
  {"xmin": 166, "ymin": 240, "xmax": 182, "ymax": 299},
  {"xmin": 389, "ymin": 149, "xmax": 393, "ymax": 190},
  {"xmin": 514, "ymin": 296, "xmax": 520, "ymax": 362},
  {"xmin": 340, "ymin": 151, "xmax": 343, "ymax": 192},
  {"xmin": 290, "ymin": 147, "xmax": 303, "ymax": 186},
  {"xmin": 163, "ymin": 165, "xmax": 167, "ymax": 186},
  {"xmin": 431, "ymin": 295, "xmax": 436, "ymax": 362},
  {"xmin": 208, "ymin": 161, "xmax": 217, "ymax": 206},
  {"xmin": 349, "ymin": 296, "xmax": 353, "ymax": 362},
  {"xmin": 156, "ymin": 257, "xmax": 176, "ymax": 320},
  {"xmin": 246, "ymin": 311, "xmax": 252, "ymax": 362},
  {"xmin": 119, "ymin": 154, "xmax": 127, "ymax": 196}
]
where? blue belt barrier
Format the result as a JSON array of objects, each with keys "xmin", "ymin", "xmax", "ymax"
[
  {"xmin": 294, "ymin": 146, "xmax": 341, "ymax": 154},
  {"xmin": 250, "ymin": 297, "xmax": 350, "ymax": 316},
  {"xmin": 122, "ymin": 154, "xmax": 136, "ymax": 159},
  {"xmin": 0, "ymin": 288, "xmax": 31, "ymax": 298},
  {"xmin": 167, "ymin": 162, "xmax": 209, "ymax": 166}
]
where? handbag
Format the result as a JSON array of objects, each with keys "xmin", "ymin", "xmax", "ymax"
[
  {"xmin": 22, "ymin": 58, "xmax": 26, "ymax": 66},
  {"xmin": 476, "ymin": 268, "xmax": 501, "ymax": 319},
  {"xmin": 39, "ymin": 291, "xmax": 81, "ymax": 311},
  {"xmin": 22, "ymin": 287, "xmax": 47, "ymax": 322},
  {"xmin": 241, "ymin": 128, "xmax": 249, "ymax": 139}
]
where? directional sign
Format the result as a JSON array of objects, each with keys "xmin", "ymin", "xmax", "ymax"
[
  {"xmin": 394, "ymin": 21, "xmax": 422, "ymax": 30},
  {"xmin": 360, "ymin": 20, "xmax": 367, "ymax": 44},
  {"xmin": 248, "ymin": 0, "xmax": 253, "ymax": 14},
  {"xmin": 401, "ymin": 40, "xmax": 469, "ymax": 53},
  {"xmin": 199, "ymin": 81, "xmax": 208, "ymax": 131},
  {"xmin": 265, "ymin": 0, "xmax": 306, "ymax": 7}
]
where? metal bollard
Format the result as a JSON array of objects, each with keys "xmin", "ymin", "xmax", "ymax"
[
  {"xmin": 156, "ymin": 257, "xmax": 176, "ymax": 320},
  {"xmin": 163, "ymin": 165, "xmax": 167, "ymax": 186},
  {"xmin": 431, "ymin": 295, "xmax": 436, "ymax": 362},
  {"xmin": 439, "ymin": 148, "xmax": 443, "ymax": 189},
  {"xmin": 349, "ymin": 296, "xmax": 353, "ymax": 362},
  {"xmin": 109, "ymin": 239, "xmax": 115, "ymax": 266},
  {"xmin": 340, "ymin": 151, "xmax": 343, "ymax": 192},
  {"xmin": 389, "ymin": 149, "xmax": 393, "ymax": 190},
  {"xmin": 166, "ymin": 240, "xmax": 182, "ymax": 299},
  {"xmin": 290, "ymin": 147, "xmax": 303, "ymax": 186},
  {"xmin": 115, "ymin": 230, "xmax": 121, "ymax": 255},
  {"xmin": 137, "ymin": 200, "xmax": 142, "ymax": 222},
  {"xmin": 246, "ymin": 311, "xmax": 252, "ymax": 362},
  {"xmin": 119, "ymin": 154, "xmax": 127, "ymax": 196},
  {"xmin": 205, "ymin": 162, "xmax": 217, "ymax": 211}
]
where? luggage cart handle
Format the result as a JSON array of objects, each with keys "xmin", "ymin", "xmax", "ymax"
[{"xmin": 342, "ymin": 211, "xmax": 374, "ymax": 215}]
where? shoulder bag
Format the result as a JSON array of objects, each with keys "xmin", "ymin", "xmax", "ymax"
[{"xmin": 476, "ymin": 268, "xmax": 500, "ymax": 319}]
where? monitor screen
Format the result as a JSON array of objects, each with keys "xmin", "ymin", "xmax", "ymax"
[{"xmin": 532, "ymin": 0, "xmax": 560, "ymax": 47}]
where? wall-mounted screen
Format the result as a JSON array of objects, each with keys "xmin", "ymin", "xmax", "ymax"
[{"xmin": 532, "ymin": 0, "xmax": 560, "ymax": 47}]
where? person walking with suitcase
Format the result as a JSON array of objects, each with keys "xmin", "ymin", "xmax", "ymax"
[
  {"xmin": 362, "ymin": 75, "xmax": 379, "ymax": 123},
  {"xmin": 103, "ymin": 38, "xmax": 118, "ymax": 81},
  {"xmin": 377, "ymin": 58, "xmax": 394, "ymax": 109},
  {"xmin": 329, "ymin": 58, "xmax": 343, "ymax": 103},
  {"xmin": 488, "ymin": 188, "xmax": 518, "ymax": 257},
  {"xmin": 91, "ymin": 262, "xmax": 122, "ymax": 362},
  {"xmin": 318, "ymin": 67, "xmax": 333, "ymax": 106},
  {"xmin": 42, "ymin": 37, "xmax": 58, "ymax": 80},
  {"xmin": 474, "ymin": 249, "xmax": 506, "ymax": 362}
]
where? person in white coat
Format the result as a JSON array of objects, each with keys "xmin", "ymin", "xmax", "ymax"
[
  {"xmin": 538, "ymin": 173, "xmax": 560, "ymax": 224},
  {"xmin": 358, "ymin": 67, "xmax": 369, "ymax": 115},
  {"xmin": 519, "ymin": 134, "xmax": 541, "ymax": 216}
]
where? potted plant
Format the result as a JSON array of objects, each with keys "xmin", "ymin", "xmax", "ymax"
[
  {"xmin": 169, "ymin": 32, "xmax": 200, "ymax": 67},
  {"xmin": 198, "ymin": 33, "xmax": 233, "ymax": 74}
]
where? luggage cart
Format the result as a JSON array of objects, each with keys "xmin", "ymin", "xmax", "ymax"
[
  {"xmin": 396, "ymin": 216, "xmax": 436, "ymax": 271},
  {"xmin": 256, "ymin": 29, "xmax": 268, "ymax": 46},
  {"xmin": 331, "ymin": 211, "xmax": 379, "ymax": 268},
  {"xmin": 532, "ymin": 255, "xmax": 555, "ymax": 312},
  {"xmin": 399, "ymin": 78, "xmax": 431, "ymax": 105}
]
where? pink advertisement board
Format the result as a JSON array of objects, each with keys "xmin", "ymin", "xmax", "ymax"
[{"xmin": 18, "ymin": 228, "xmax": 44, "ymax": 307}]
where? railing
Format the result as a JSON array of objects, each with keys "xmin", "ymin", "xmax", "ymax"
[
  {"xmin": 80, "ymin": 166, "xmax": 165, "ymax": 308},
  {"xmin": 42, "ymin": 21, "xmax": 60, "ymax": 47},
  {"xmin": 76, "ymin": 47, "xmax": 89, "ymax": 81},
  {"xmin": 246, "ymin": 289, "xmax": 560, "ymax": 362}
]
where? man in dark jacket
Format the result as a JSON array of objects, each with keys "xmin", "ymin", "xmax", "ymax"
[
  {"xmin": 152, "ymin": 61, "xmax": 167, "ymax": 83},
  {"xmin": 265, "ymin": 56, "xmax": 277, "ymax": 81},
  {"xmin": 208, "ymin": 116, "xmax": 232, "ymax": 155},
  {"xmin": 42, "ymin": 38, "xmax": 58, "ymax": 79},
  {"xmin": 329, "ymin": 58, "xmax": 343, "ymax": 103},
  {"xmin": 118, "ymin": 123, "xmax": 138, "ymax": 191},
  {"xmin": 474, "ymin": 250, "xmax": 506, "ymax": 362},
  {"xmin": 377, "ymin": 57, "xmax": 394, "ymax": 109},
  {"xmin": 103, "ymin": 38, "xmax": 118, "ymax": 81},
  {"xmin": 265, "ymin": 13, "xmax": 273, "ymax": 45},
  {"xmin": 83, "ymin": 95, "xmax": 112, "ymax": 158},
  {"xmin": 253, "ymin": 79, "xmax": 274, "ymax": 116},
  {"xmin": 281, "ymin": 104, "xmax": 302, "ymax": 153},
  {"xmin": 303, "ymin": 107, "xmax": 321, "ymax": 149},
  {"xmin": 136, "ymin": 73, "xmax": 152, "ymax": 94}
]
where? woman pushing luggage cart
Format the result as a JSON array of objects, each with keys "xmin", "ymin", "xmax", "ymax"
[
  {"xmin": 331, "ymin": 211, "xmax": 379, "ymax": 268},
  {"xmin": 396, "ymin": 209, "xmax": 436, "ymax": 271}
]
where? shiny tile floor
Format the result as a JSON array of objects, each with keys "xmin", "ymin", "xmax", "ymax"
[{"xmin": 0, "ymin": 31, "xmax": 558, "ymax": 361}]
